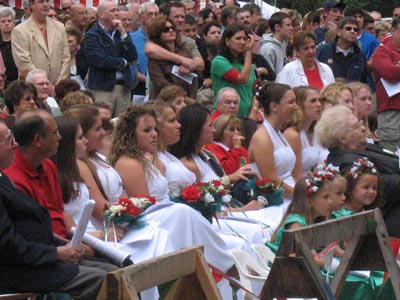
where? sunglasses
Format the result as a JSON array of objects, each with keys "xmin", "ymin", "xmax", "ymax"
[
  {"xmin": 162, "ymin": 25, "xmax": 175, "ymax": 33},
  {"xmin": 343, "ymin": 26, "xmax": 360, "ymax": 32}
]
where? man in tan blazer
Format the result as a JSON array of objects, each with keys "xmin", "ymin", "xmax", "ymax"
[{"xmin": 11, "ymin": 0, "xmax": 70, "ymax": 87}]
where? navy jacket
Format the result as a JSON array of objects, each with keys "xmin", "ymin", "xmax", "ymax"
[
  {"xmin": 84, "ymin": 22, "xmax": 138, "ymax": 91},
  {"xmin": 317, "ymin": 39, "xmax": 367, "ymax": 83},
  {"xmin": 0, "ymin": 173, "xmax": 78, "ymax": 294}
]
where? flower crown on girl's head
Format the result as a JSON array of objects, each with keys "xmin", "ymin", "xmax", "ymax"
[
  {"xmin": 305, "ymin": 165, "xmax": 339, "ymax": 196},
  {"xmin": 346, "ymin": 158, "xmax": 377, "ymax": 180}
]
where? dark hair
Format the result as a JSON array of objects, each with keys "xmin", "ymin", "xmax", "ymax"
[
  {"xmin": 242, "ymin": 3, "xmax": 261, "ymax": 16},
  {"xmin": 256, "ymin": 82, "xmax": 291, "ymax": 115},
  {"xmin": 162, "ymin": 1, "xmax": 185, "ymax": 17},
  {"xmin": 14, "ymin": 112, "xmax": 47, "ymax": 147},
  {"xmin": 55, "ymin": 79, "xmax": 81, "ymax": 103},
  {"xmin": 199, "ymin": 7, "xmax": 216, "ymax": 21},
  {"xmin": 343, "ymin": 5, "xmax": 364, "ymax": 18},
  {"xmin": 293, "ymin": 30, "xmax": 316, "ymax": 51},
  {"xmin": 269, "ymin": 11, "xmax": 290, "ymax": 33},
  {"xmin": 220, "ymin": 6, "xmax": 240, "ymax": 27},
  {"xmin": 392, "ymin": 16, "xmax": 400, "ymax": 30},
  {"xmin": 342, "ymin": 165, "xmax": 383, "ymax": 210},
  {"xmin": 184, "ymin": 13, "xmax": 196, "ymax": 25},
  {"xmin": 169, "ymin": 103, "xmax": 209, "ymax": 159},
  {"xmin": 66, "ymin": 26, "xmax": 83, "ymax": 45},
  {"xmin": 63, "ymin": 104, "xmax": 108, "ymax": 200},
  {"xmin": 4, "ymin": 81, "xmax": 37, "ymax": 114},
  {"xmin": 202, "ymin": 20, "xmax": 221, "ymax": 36},
  {"xmin": 240, "ymin": 116, "xmax": 257, "ymax": 149},
  {"xmin": 147, "ymin": 15, "xmax": 182, "ymax": 51},
  {"xmin": 256, "ymin": 19, "xmax": 270, "ymax": 36},
  {"xmin": 218, "ymin": 23, "xmax": 249, "ymax": 63},
  {"xmin": 337, "ymin": 16, "xmax": 358, "ymax": 29},
  {"xmin": 53, "ymin": 116, "xmax": 83, "ymax": 203}
]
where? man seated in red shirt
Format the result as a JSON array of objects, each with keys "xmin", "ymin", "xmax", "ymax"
[
  {"xmin": 4, "ymin": 109, "xmax": 73, "ymax": 238},
  {"xmin": 210, "ymin": 87, "xmax": 241, "ymax": 121}
]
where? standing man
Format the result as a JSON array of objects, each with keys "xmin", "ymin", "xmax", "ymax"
[
  {"xmin": 372, "ymin": 17, "xmax": 400, "ymax": 152},
  {"xmin": 260, "ymin": 11, "xmax": 292, "ymax": 74},
  {"xmin": 119, "ymin": 5, "xmax": 134, "ymax": 33},
  {"xmin": 11, "ymin": 0, "xmax": 70, "ymax": 85},
  {"xmin": 317, "ymin": 17, "xmax": 367, "ymax": 83},
  {"xmin": 129, "ymin": 2, "xmax": 159, "ymax": 104},
  {"xmin": 314, "ymin": 0, "xmax": 345, "ymax": 45},
  {"xmin": 69, "ymin": 3, "xmax": 89, "ymax": 33},
  {"xmin": 0, "ymin": 7, "xmax": 18, "ymax": 85},
  {"xmin": 84, "ymin": 0, "xmax": 137, "ymax": 117}
]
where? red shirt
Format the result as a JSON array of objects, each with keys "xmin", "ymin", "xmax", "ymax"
[
  {"xmin": 210, "ymin": 109, "xmax": 222, "ymax": 122},
  {"xmin": 4, "ymin": 148, "xmax": 67, "ymax": 238},
  {"xmin": 304, "ymin": 67, "xmax": 324, "ymax": 90},
  {"xmin": 203, "ymin": 143, "xmax": 250, "ymax": 175}
]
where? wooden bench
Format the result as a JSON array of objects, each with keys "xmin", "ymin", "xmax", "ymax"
[
  {"xmin": 261, "ymin": 209, "xmax": 400, "ymax": 300},
  {"xmin": 97, "ymin": 245, "xmax": 221, "ymax": 300}
]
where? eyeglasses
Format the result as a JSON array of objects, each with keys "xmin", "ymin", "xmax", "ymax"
[
  {"xmin": 162, "ymin": 25, "xmax": 175, "ymax": 33},
  {"xmin": 0, "ymin": 134, "xmax": 15, "ymax": 146},
  {"xmin": 343, "ymin": 26, "xmax": 360, "ymax": 32}
]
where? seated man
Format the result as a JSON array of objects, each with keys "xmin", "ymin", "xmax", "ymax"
[
  {"xmin": 211, "ymin": 87, "xmax": 240, "ymax": 121},
  {"xmin": 4, "ymin": 110, "xmax": 73, "ymax": 238},
  {"xmin": 0, "ymin": 120, "xmax": 117, "ymax": 298}
]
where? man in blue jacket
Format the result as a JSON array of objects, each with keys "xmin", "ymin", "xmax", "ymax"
[
  {"xmin": 317, "ymin": 17, "xmax": 367, "ymax": 83},
  {"xmin": 84, "ymin": 1, "xmax": 137, "ymax": 117}
]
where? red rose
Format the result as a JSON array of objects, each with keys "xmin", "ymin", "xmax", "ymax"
[
  {"xmin": 212, "ymin": 179, "xmax": 221, "ymax": 186},
  {"xmin": 126, "ymin": 205, "xmax": 142, "ymax": 217},
  {"xmin": 181, "ymin": 185, "xmax": 201, "ymax": 203}
]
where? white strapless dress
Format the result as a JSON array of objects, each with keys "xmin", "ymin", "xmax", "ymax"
[
  {"xmin": 232, "ymin": 119, "xmax": 297, "ymax": 232},
  {"xmin": 300, "ymin": 130, "xmax": 320, "ymax": 176}
]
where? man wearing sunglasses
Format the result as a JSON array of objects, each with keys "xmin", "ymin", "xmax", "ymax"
[{"xmin": 317, "ymin": 16, "xmax": 367, "ymax": 83}]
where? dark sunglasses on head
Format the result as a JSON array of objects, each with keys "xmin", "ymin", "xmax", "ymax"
[
  {"xmin": 162, "ymin": 25, "xmax": 175, "ymax": 33},
  {"xmin": 343, "ymin": 26, "xmax": 360, "ymax": 32}
]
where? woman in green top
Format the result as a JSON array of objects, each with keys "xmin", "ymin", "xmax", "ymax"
[{"xmin": 211, "ymin": 24, "xmax": 257, "ymax": 117}]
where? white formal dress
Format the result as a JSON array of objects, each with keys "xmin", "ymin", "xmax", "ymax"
[
  {"xmin": 231, "ymin": 119, "xmax": 297, "ymax": 232},
  {"xmin": 300, "ymin": 130, "xmax": 321, "ymax": 176}
]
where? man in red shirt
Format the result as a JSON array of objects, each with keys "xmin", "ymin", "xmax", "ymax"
[
  {"xmin": 372, "ymin": 16, "xmax": 400, "ymax": 152},
  {"xmin": 4, "ymin": 110, "xmax": 73, "ymax": 238}
]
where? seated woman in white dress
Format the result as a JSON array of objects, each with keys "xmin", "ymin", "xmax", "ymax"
[
  {"xmin": 108, "ymin": 105, "xmax": 236, "ymax": 274},
  {"xmin": 53, "ymin": 115, "xmax": 172, "ymax": 264},
  {"xmin": 283, "ymin": 86, "xmax": 325, "ymax": 179},
  {"xmin": 153, "ymin": 102, "xmax": 271, "ymax": 245},
  {"xmin": 64, "ymin": 105, "xmax": 124, "ymax": 229},
  {"xmin": 236, "ymin": 82, "xmax": 298, "ymax": 231}
]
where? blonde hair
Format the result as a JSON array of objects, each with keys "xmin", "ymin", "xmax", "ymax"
[{"xmin": 213, "ymin": 114, "xmax": 241, "ymax": 142}]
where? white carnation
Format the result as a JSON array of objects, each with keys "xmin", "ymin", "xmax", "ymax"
[{"xmin": 203, "ymin": 192, "xmax": 215, "ymax": 203}]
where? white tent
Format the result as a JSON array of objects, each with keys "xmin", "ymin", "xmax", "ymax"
[{"xmin": 238, "ymin": 0, "xmax": 280, "ymax": 19}]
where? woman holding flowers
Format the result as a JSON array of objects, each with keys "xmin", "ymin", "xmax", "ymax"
[{"xmin": 109, "ymin": 104, "xmax": 236, "ymax": 275}]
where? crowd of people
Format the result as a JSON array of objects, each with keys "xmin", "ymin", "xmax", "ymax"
[{"xmin": 1, "ymin": 0, "xmax": 400, "ymax": 299}]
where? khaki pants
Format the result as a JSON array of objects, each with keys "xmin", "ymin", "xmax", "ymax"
[{"xmin": 91, "ymin": 85, "xmax": 131, "ymax": 118}]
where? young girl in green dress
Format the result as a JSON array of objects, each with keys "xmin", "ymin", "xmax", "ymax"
[
  {"xmin": 267, "ymin": 166, "xmax": 338, "ymax": 264},
  {"xmin": 332, "ymin": 157, "xmax": 382, "ymax": 218}
]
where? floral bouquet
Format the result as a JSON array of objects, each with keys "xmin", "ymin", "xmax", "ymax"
[
  {"xmin": 103, "ymin": 194, "xmax": 156, "ymax": 239},
  {"xmin": 171, "ymin": 179, "xmax": 232, "ymax": 223},
  {"xmin": 246, "ymin": 178, "xmax": 284, "ymax": 207}
]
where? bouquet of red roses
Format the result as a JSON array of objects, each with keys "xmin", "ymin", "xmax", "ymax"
[
  {"xmin": 171, "ymin": 179, "xmax": 232, "ymax": 223},
  {"xmin": 246, "ymin": 178, "xmax": 284, "ymax": 207},
  {"xmin": 103, "ymin": 194, "xmax": 156, "ymax": 236}
]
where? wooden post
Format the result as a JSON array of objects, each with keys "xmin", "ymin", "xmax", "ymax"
[
  {"xmin": 98, "ymin": 246, "xmax": 221, "ymax": 300},
  {"xmin": 261, "ymin": 209, "xmax": 400, "ymax": 300}
]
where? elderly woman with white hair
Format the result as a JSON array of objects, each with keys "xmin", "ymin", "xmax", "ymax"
[{"xmin": 315, "ymin": 105, "xmax": 400, "ymax": 238}]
